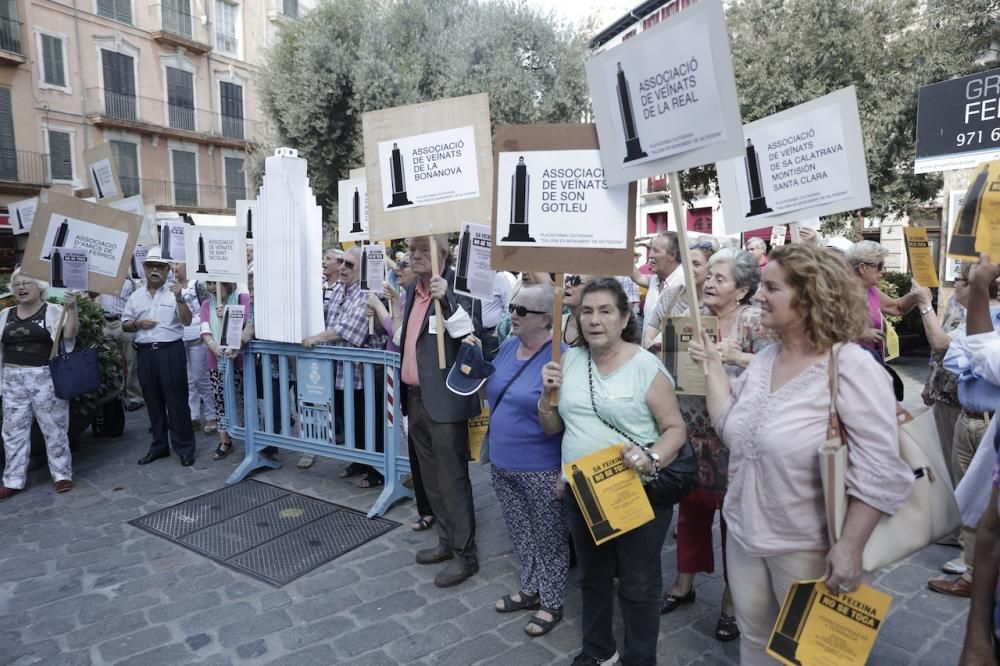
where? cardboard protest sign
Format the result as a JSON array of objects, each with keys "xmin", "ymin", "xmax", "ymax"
[
  {"xmin": 21, "ymin": 191, "xmax": 140, "ymax": 294},
  {"xmin": 83, "ymin": 144, "xmax": 123, "ymax": 203},
  {"xmin": 360, "ymin": 244, "xmax": 385, "ymax": 294},
  {"xmin": 220, "ymin": 304, "xmax": 246, "ymax": 351},
  {"xmin": 717, "ymin": 87, "xmax": 871, "ymax": 234},
  {"xmin": 491, "ymin": 124, "xmax": 637, "ymax": 275},
  {"xmin": 235, "ymin": 200, "xmax": 257, "ymax": 241},
  {"xmin": 363, "ymin": 93, "xmax": 493, "ymax": 239},
  {"xmin": 184, "ymin": 225, "xmax": 248, "ymax": 283},
  {"xmin": 159, "ymin": 220, "xmax": 187, "ymax": 263},
  {"xmin": 338, "ymin": 170, "xmax": 369, "ymax": 243},
  {"xmin": 903, "ymin": 226, "xmax": 940, "ymax": 287},
  {"xmin": 564, "ymin": 445, "xmax": 655, "ymax": 546},
  {"xmin": 454, "ymin": 223, "xmax": 493, "ymax": 300},
  {"xmin": 661, "ymin": 316, "xmax": 717, "ymax": 395},
  {"xmin": 50, "ymin": 248, "xmax": 88, "ymax": 291},
  {"xmin": 767, "ymin": 580, "xmax": 892, "ymax": 666},
  {"xmin": 916, "ymin": 66, "xmax": 1000, "ymax": 174},
  {"xmin": 585, "ymin": 0, "xmax": 744, "ymax": 186},
  {"xmin": 8, "ymin": 197, "xmax": 37, "ymax": 235}
]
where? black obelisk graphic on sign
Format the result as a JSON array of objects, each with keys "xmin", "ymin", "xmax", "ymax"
[
  {"xmin": 662, "ymin": 317, "xmax": 683, "ymax": 393},
  {"xmin": 387, "ymin": 143, "xmax": 414, "ymax": 208},
  {"xmin": 571, "ymin": 464, "xmax": 620, "ymax": 542},
  {"xmin": 196, "ymin": 234, "xmax": 208, "ymax": 274},
  {"xmin": 44, "ymin": 218, "xmax": 70, "ymax": 260},
  {"xmin": 220, "ymin": 308, "xmax": 231, "ymax": 349},
  {"xmin": 455, "ymin": 225, "xmax": 472, "ymax": 293},
  {"xmin": 130, "ymin": 253, "xmax": 140, "ymax": 279},
  {"xmin": 50, "ymin": 248, "xmax": 65, "ymax": 288},
  {"xmin": 245, "ymin": 207, "xmax": 253, "ymax": 240},
  {"xmin": 350, "ymin": 187, "xmax": 363, "ymax": 233},
  {"xmin": 502, "ymin": 157, "xmax": 535, "ymax": 242},
  {"xmin": 950, "ymin": 168, "xmax": 988, "ymax": 258},
  {"xmin": 15, "ymin": 209, "xmax": 24, "ymax": 231},
  {"xmin": 360, "ymin": 245, "xmax": 369, "ymax": 292},
  {"xmin": 91, "ymin": 166, "xmax": 105, "ymax": 199},
  {"xmin": 161, "ymin": 224, "xmax": 173, "ymax": 260},
  {"xmin": 617, "ymin": 63, "xmax": 648, "ymax": 163},
  {"xmin": 745, "ymin": 139, "xmax": 773, "ymax": 216}
]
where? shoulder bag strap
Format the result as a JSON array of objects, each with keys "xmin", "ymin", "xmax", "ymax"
[
  {"xmin": 586, "ymin": 350, "xmax": 639, "ymax": 447},
  {"xmin": 826, "ymin": 342, "xmax": 844, "ymax": 442},
  {"xmin": 492, "ymin": 340, "xmax": 551, "ymax": 416}
]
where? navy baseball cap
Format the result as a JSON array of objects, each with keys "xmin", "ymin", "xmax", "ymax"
[{"xmin": 446, "ymin": 342, "xmax": 495, "ymax": 396}]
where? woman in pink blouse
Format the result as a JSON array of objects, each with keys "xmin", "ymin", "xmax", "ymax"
[{"xmin": 692, "ymin": 244, "xmax": 913, "ymax": 665}]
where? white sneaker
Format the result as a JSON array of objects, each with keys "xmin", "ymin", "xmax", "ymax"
[{"xmin": 942, "ymin": 557, "xmax": 967, "ymax": 575}]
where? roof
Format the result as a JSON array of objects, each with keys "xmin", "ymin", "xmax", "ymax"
[{"xmin": 588, "ymin": 0, "xmax": 672, "ymax": 49}]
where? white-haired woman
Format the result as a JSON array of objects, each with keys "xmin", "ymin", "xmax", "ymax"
[{"xmin": 0, "ymin": 270, "xmax": 78, "ymax": 499}]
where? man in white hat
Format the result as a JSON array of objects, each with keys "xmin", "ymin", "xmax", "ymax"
[{"xmin": 121, "ymin": 246, "xmax": 198, "ymax": 466}]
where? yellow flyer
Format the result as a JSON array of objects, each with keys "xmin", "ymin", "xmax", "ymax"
[
  {"xmin": 564, "ymin": 445, "xmax": 654, "ymax": 546},
  {"xmin": 883, "ymin": 321, "xmax": 899, "ymax": 362},
  {"xmin": 468, "ymin": 403, "xmax": 489, "ymax": 462},
  {"xmin": 951, "ymin": 160, "xmax": 1000, "ymax": 261},
  {"xmin": 903, "ymin": 226, "xmax": 939, "ymax": 288},
  {"xmin": 767, "ymin": 580, "xmax": 892, "ymax": 666},
  {"xmin": 660, "ymin": 316, "xmax": 718, "ymax": 396}
]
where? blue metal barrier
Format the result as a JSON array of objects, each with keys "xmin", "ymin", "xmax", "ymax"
[{"xmin": 222, "ymin": 341, "xmax": 413, "ymax": 518}]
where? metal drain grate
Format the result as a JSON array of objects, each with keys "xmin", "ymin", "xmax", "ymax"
[{"xmin": 129, "ymin": 480, "xmax": 398, "ymax": 586}]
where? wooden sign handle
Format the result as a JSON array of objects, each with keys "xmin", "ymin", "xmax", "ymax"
[
  {"xmin": 668, "ymin": 173, "xmax": 706, "ymax": 372},
  {"xmin": 429, "ymin": 235, "xmax": 447, "ymax": 370},
  {"xmin": 549, "ymin": 273, "xmax": 564, "ymax": 407}
]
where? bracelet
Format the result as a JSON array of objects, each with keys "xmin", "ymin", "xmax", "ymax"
[
  {"xmin": 537, "ymin": 398, "xmax": 556, "ymax": 415},
  {"xmin": 919, "ymin": 306, "xmax": 932, "ymax": 316}
]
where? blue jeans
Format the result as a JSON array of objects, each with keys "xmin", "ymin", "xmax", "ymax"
[{"xmin": 565, "ymin": 493, "xmax": 673, "ymax": 665}]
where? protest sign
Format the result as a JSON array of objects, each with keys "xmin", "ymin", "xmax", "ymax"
[
  {"xmin": 916, "ymin": 66, "xmax": 1000, "ymax": 174},
  {"xmin": 468, "ymin": 404, "xmax": 489, "ymax": 463},
  {"xmin": 50, "ymin": 249, "xmax": 88, "ymax": 291},
  {"xmin": 184, "ymin": 225, "xmax": 247, "ymax": 283},
  {"xmin": 338, "ymin": 171, "xmax": 369, "ymax": 243},
  {"xmin": 491, "ymin": 124, "xmax": 637, "ymax": 275},
  {"xmin": 159, "ymin": 220, "xmax": 187, "ymax": 263},
  {"xmin": 564, "ymin": 445, "xmax": 655, "ymax": 546},
  {"xmin": 945, "ymin": 191, "xmax": 967, "ymax": 281},
  {"xmin": 717, "ymin": 87, "xmax": 871, "ymax": 234},
  {"xmin": 235, "ymin": 200, "xmax": 258, "ymax": 241},
  {"xmin": 131, "ymin": 245, "xmax": 148, "ymax": 280},
  {"xmin": 220, "ymin": 304, "xmax": 246, "ymax": 351},
  {"xmin": 585, "ymin": 0, "xmax": 743, "ymax": 186},
  {"xmin": 363, "ymin": 93, "xmax": 493, "ymax": 239},
  {"xmin": 360, "ymin": 244, "xmax": 385, "ymax": 294},
  {"xmin": 770, "ymin": 225, "xmax": 788, "ymax": 247},
  {"xmin": 948, "ymin": 161, "xmax": 1000, "ymax": 262},
  {"xmin": 454, "ymin": 222, "xmax": 494, "ymax": 300},
  {"xmin": 661, "ymin": 316, "xmax": 718, "ymax": 395},
  {"xmin": 904, "ymin": 226, "xmax": 940, "ymax": 287},
  {"xmin": 21, "ymin": 191, "xmax": 140, "ymax": 294},
  {"xmin": 8, "ymin": 197, "xmax": 37, "ymax": 235},
  {"xmin": 83, "ymin": 144, "xmax": 123, "ymax": 203},
  {"xmin": 767, "ymin": 580, "xmax": 892, "ymax": 666}
]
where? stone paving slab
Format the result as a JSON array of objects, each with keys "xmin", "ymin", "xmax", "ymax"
[{"xmin": 0, "ymin": 354, "xmax": 968, "ymax": 664}]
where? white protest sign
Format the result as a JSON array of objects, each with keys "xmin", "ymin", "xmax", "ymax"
[
  {"xmin": 454, "ymin": 222, "xmax": 493, "ymax": 300},
  {"xmin": 83, "ymin": 144, "xmax": 123, "ymax": 203},
  {"xmin": 585, "ymin": 0, "xmax": 744, "ymax": 186},
  {"xmin": 360, "ymin": 244, "xmax": 385, "ymax": 294},
  {"xmin": 770, "ymin": 225, "xmax": 788, "ymax": 247},
  {"xmin": 717, "ymin": 86, "xmax": 872, "ymax": 234},
  {"xmin": 338, "ymin": 176, "xmax": 369, "ymax": 242},
  {"xmin": 39, "ymin": 214, "xmax": 131, "ymax": 278},
  {"xmin": 235, "ymin": 200, "xmax": 257, "ymax": 241},
  {"xmin": 159, "ymin": 221, "xmax": 187, "ymax": 263},
  {"xmin": 495, "ymin": 150, "xmax": 630, "ymax": 249},
  {"xmin": 131, "ymin": 245, "xmax": 147, "ymax": 280},
  {"xmin": 377, "ymin": 125, "xmax": 479, "ymax": 211},
  {"xmin": 220, "ymin": 304, "xmax": 246, "ymax": 351},
  {"xmin": 50, "ymin": 248, "xmax": 88, "ymax": 291},
  {"xmin": 184, "ymin": 225, "xmax": 247, "ymax": 283},
  {"xmin": 109, "ymin": 194, "xmax": 145, "ymax": 219},
  {"xmin": 9, "ymin": 197, "xmax": 37, "ymax": 235}
]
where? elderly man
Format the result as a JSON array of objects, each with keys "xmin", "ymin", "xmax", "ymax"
[
  {"xmin": 745, "ymin": 237, "xmax": 768, "ymax": 270},
  {"xmin": 303, "ymin": 246, "xmax": 387, "ymax": 486},
  {"xmin": 635, "ymin": 232, "xmax": 685, "ymax": 348},
  {"xmin": 121, "ymin": 247, "xmax": 197, "ymax": 466},
  {"xmin": 400, "ymin": 234, "xmax": 482, "ymax": 587}
]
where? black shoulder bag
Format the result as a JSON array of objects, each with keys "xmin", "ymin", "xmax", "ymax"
[{"xmin": 479, "ymin": 340, "xmax": 552, "ymax": 464}]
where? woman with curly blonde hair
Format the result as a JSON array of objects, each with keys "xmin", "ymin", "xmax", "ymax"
[{"xmin": 690, "ymin": 244, "xmax": 914, "ymax": 665}]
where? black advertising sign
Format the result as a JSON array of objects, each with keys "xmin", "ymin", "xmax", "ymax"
[{"xmin": 915, "ymin": 67, "xmax": 1000, "ymax": 173}]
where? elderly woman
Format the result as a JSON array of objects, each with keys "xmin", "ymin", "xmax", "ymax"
[
  {"xmin": 692, "ymin": 244, "xmax": 913, "ymax": 665},
  {"xmin": 0, "ymin": 270, "xmax": 78, "ymax": 499},
  {"xmin": 200, "ymin": 281, "xmax": 252, "ymax": 460},
  {"xmin": 643, "ymin": 237, "xmax": 718, "ymax": 350},
  {"xmin": 540, "ymin": 277, "xmax": 687, "ymax": 666},
  {"xmin": 660, "ymin": 248, "xmax": 772, "ymax": 642},
  {"xmin": 561, "ymin": 274, "xmax": 593, "ymax": 347},
  {"xmin": 463, "ymin": 285, "xmax": 570, "ymax": 637}
]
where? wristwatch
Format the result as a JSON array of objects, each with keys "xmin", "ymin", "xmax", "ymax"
[
  {"xmin": 643, "ymin": 447, "xmax": 661, "ymax": 474},
  {"xmin": 919, "ymin": 306, "xmax": 932, "ymax": 316}
]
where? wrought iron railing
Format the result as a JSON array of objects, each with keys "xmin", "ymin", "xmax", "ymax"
[
  {"xmin": 0, "ymin": 14, "xmax": 22, "ymax": 55},
  {"xmin": 0, "ymin": 149, "xmax": 50, "ymax": 185}
]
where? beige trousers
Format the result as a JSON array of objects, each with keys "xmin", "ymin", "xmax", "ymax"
[
  {"xmin": 953, "ymin": 412, "xmax": 991, "ymax": 581},
  {"xmin": 932, "ymin": 401, "xmax": 962, "ymax": 483}
]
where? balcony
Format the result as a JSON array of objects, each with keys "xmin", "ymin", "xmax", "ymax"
[
  {"xmin": 83, "ymin": 88, "xmax": 262, "ymax": 148},
  {"xmin": 0, "ymin": 14, "xmax": 25, "ymax": 65},
  {"xmin": 0, "ymin": 150, "xmax": 51, "ymax": 193},
  {"xmin": 643, "ymin": 175, "xmax": 669, "ymax": 198},
  {"xmin": 150, "ymin": 4, "xmax": 211, "ymax": 54},
  {"xmin": 126, "ymin": 177, "xmax": 241, "ymax": 213}
]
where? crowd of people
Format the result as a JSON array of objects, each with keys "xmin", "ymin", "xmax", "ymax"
[{"xmin": 3, "ymin": 226, "xmax": 1000, "ymax": 664}]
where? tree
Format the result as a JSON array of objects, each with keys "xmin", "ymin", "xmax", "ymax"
[{"xmin": 257, "ymin": 0, "xmax": 591, "ymax": 237}]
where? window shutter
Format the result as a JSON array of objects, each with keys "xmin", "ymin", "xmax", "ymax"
[
  {"xmin": 0, "ymin": 87, "xmax": 17, "ymax": 181},
  {"xmin": 42, "ymin": 36, "xmax": 65, "ymax": 87},
  {"xmin": 48, "ymin": 130, "xmax": 72, "ymax": 181},
  {"xmin": 224, "ymin": 157, "xmax": 245, "ymax": 208},
  {"xmin": 97, "ymin": 0, "xmax": 115, "ymax": 18},
  {"xmin": 111, "ymin": 140, "xmax": 139, "ymax": 197},
  {"xmin": 172, "ymin": 150, "xmax": 197, "ymax": 206},
  {"xmin": 115, "ymin": 0, "xmax": 132, "ymax": 24}
]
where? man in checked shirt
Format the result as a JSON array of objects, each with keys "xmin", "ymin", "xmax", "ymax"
[{"xmin": 303, "ymin": 246, "xmax": 387, "ymax": 487}]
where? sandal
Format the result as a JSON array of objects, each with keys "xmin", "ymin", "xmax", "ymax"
[
  {"xmin": 297, "ymin": 454, "xmax": 315, "ymax": 469},
  {"xmin": 660, "ymin": 588, "xmax": 695, "ymax": 615},
  {"xmin": 716, "ymin": 613, "xmax": 740, "ymax": 642},
  {"xmin": 412, "ymin": 515, "xmax": 436, "ymax": 532},
  {"xmin": 212, "ymin": 442, "xmax": 233, "ymax": 460},
  {"xmin": 524, "ymin": 606, "xmax": 563, "ymax": 637},
  {"xmin": 357, "ymin": 472, "xmax": 384, "ymax": 488},
  {"xmin": 495, "ymin": 591, "xmax": 540, "ymax": 613},
  {"xmin": 339, "ymin": 462, "xmax": 366, "ymax": 479}
]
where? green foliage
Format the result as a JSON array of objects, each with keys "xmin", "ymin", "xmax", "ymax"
[
  {"xmin": 0, "ymin": 272, "xmax": 10, "ymax": 294},
  {"xmin": 258, "ymin": 0, "xmax": 591, "ymax": 236}
]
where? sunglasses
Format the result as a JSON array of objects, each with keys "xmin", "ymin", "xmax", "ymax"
[
  {"xmin": 342, "ymin": 260, "xmax": 355, "ymax": 270},
  {"xmin": 690, "ymin": 239, "xmax": 715, "ymax": 251},
  {"xmin": 863, "ymin": 261, "xmax": 885, "ymax": 272},
  {"xmin": 509, "ymin": 303, "xmax": 547, "ymax": 316},
  {"xmin": 564, "ymin": 275, "xmax": 584, "ymax": 288}
]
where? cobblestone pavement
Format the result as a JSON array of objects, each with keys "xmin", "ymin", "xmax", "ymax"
[{"xmin": 1, "ymin": 354, "xmax": 969, "ymax": 665}]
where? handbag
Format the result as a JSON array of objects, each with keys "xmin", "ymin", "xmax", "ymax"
[
  {"xmin": 819, "ymin": 344, "xmax": 961, "ymax": 571},
  {"xmin": 48, "ymin": 309, "xmax": 101, "ymax": 400},
  {"xmin": 586, "ymin": 350, "xmax": 698, "ymax": 505}
]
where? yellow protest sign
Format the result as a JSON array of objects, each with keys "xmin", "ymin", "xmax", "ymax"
[
  {"xmin": 468, "ymin": 403, "xmax": 489, "ymax": 462},
  {"xmin": 949, "ymin": 160, "xmax": 1000, "ymax": 261},
  {"xmin": 767, "ymin": 580, "xmax": 892, "ymax": 666},
  {"xmin": 564, "ymin": 445, "xmax": 654, "ymax": 546},
  {"xmin": 903, "ymin": 226, "xmax": 939, "ymax": 287},
  {"xmin": 884, "ymin": 321, "xmax": 900, "ymax": 362}
]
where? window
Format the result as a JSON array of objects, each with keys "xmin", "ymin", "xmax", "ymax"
[
  {"xmin": 40, "ymin": 34, "xmax": 66, "ymax": 88},
  {"xmin": 215, "ymin": 0, "xmax": 238, "ymax": 55},
  {"xmin": 282, "ymin": 0, "xmax": 297, "ymax": 17},
  {"xmin": 224, "ymin": 156, "xmax": 245, "ymax": 209},
  {"xmin": 96, "ymin": 0, "xmax": 132, "ymax": 25},
  {"xmin": 642, "ymin": 13, "xmax": 660, "ymax": 30},
  {"xmin": 0, "ymin": 1, "xmax": 23, "ymax": 54},
  {"xmin": 0, "ymin": 87, "xmax": 17, "ymax": 181},
  {"xmin": 166, "ymin": 67, "xmax": 195, "ymax": 131},
  {"xmin": 162, "ymin": 0, "xmax": 192, "ymax": 39},
  {"xmin": 101, "ymin": 49, "xmax": 136, "ymax": 120},
  {"xmin": 48, "ymin": 130, "xmax": 73, "ymax": 181},
  {"xmin": 219, "ymin": 81, "xmax": 243, "ymax": 139},
  {"xmin": 110, "ymin": 140, "xmax": 139, "ymax": 196},
  {"xmin": 172, "ymin": 149, "xmax": 197, "ymax": 206}
]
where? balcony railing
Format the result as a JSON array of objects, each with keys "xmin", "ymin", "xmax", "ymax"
[
  {"xmin": 149, "ymin": 4, "xmax": 211, "ymax": 52},
  {"xmin": 0, "ymin": 14, "xmax": 23, "ymax": 55},
  {"xmin": 0, "ymin": 149, "xmax": 51, "ymax": 186},
  {"xmin": 83, "ymin": 88, "xmax": 263, "ymax": 145},
  {"xmin": 161, "ymin": 3, "xmax": 193, "ymax": 39},
  {"xmin": 126, "ymin": 177, "xmax": 242, "ymax": 211}
]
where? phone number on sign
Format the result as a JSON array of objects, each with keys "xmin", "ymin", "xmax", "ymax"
[{"xmin": 957, "ymin": 128, "xmax": 1000, "ymax": 147}]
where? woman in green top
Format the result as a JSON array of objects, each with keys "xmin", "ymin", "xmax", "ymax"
[{"xmin": 540, "ymin": 277, "xmax": 687, "ymax": 666}]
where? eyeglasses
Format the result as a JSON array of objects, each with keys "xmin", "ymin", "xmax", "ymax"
[
  {"xmin": 863, "ymin": 261, "xmax": 885, "ymax": 272},
  {"xmin": 509, "ymin": 303, "xmax": 547, "ymax": 316},
  {"xmin": 342, "ymin": 260, "xmax": 355, "ymax": 270},
  {"xmin": 11, "ymin": 280, "xmax": 37, "ymax": 288},
  {"xmin": 690, "ymin": 239, "xmax": 715, "ymax": 252},
  {"xmin": 565, "ymin": 275, "xmax": 584, "ymax": 288},
  {"xmin": 397, "ymin": 261, "xmax": 410, "ymax": 269}
]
